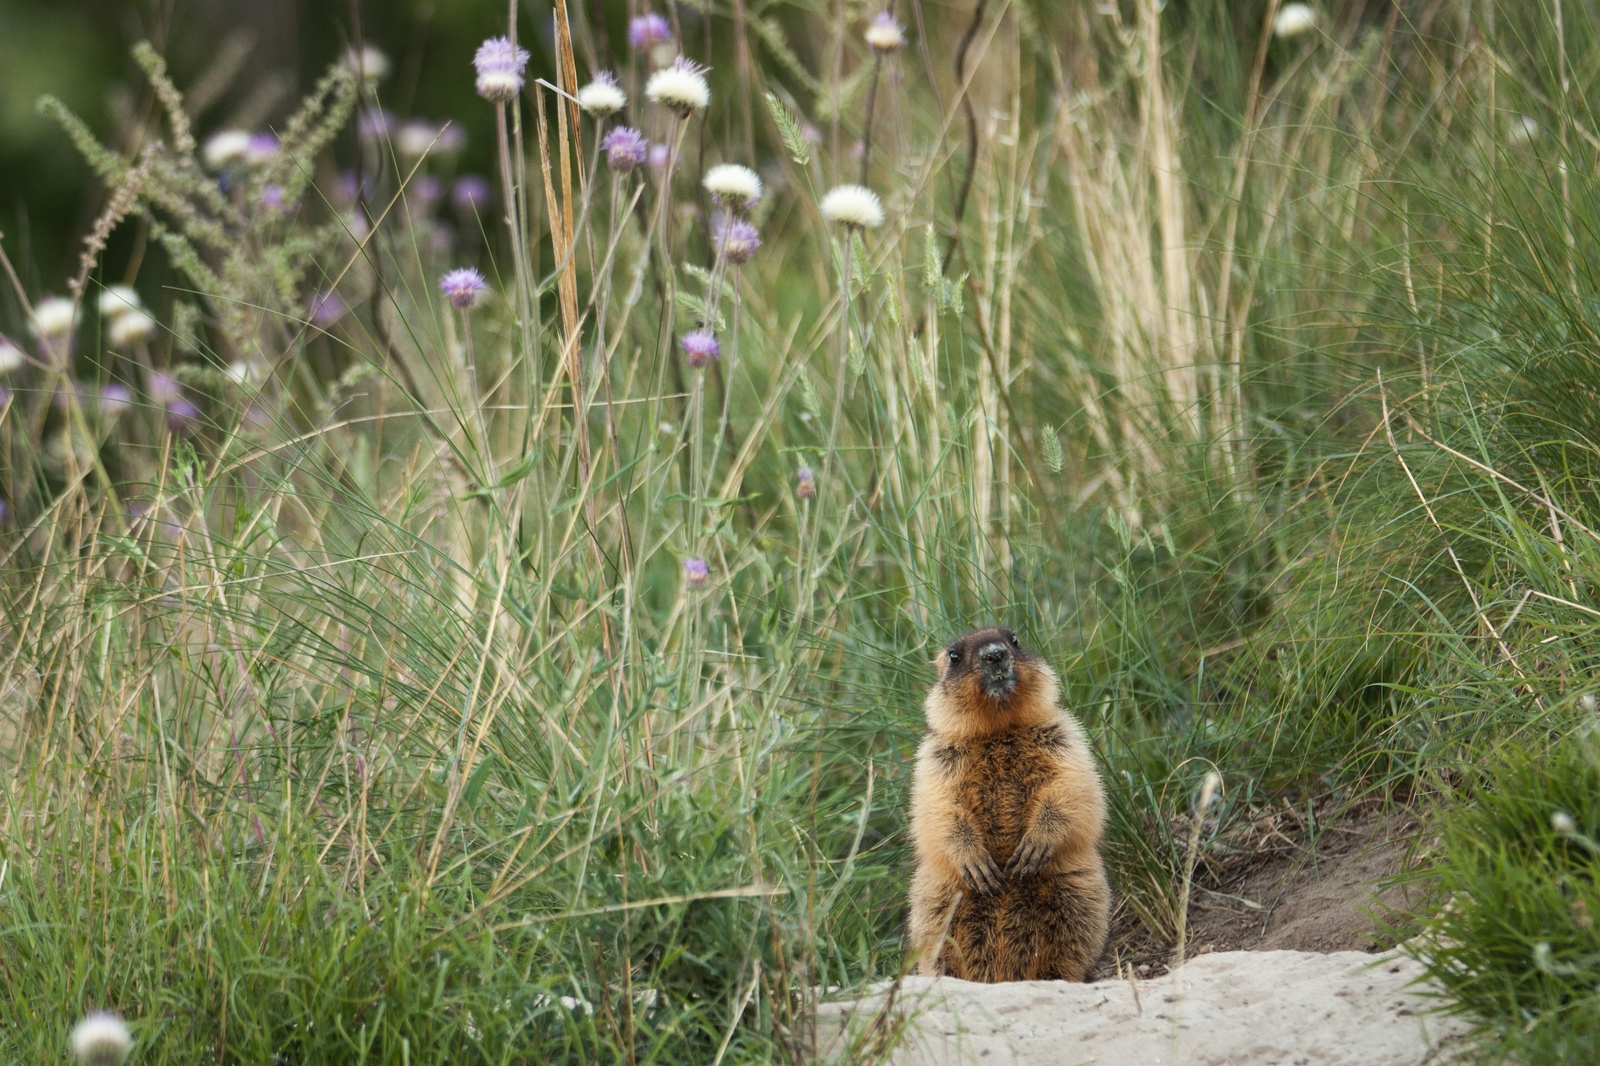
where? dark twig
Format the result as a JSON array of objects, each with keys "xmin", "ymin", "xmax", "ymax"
[{"xmin": 943, "ymin": 0, "xmax": 989, "ymax": 274}]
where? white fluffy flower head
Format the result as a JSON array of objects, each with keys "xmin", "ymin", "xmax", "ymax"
[
  {"xmin": 703, "ymin": 164, "xmax": 762, "ymax": 210},
  {"xmin": 1273, "ymin": 3, "xmax": 1317, "ymax": 39},
  {"xmin": 70, "ymin": 1012, "xmax": 132, "ymax": 1065},
  {"xmin": 864, "ymin": 12, "xmax": 906, "ymax": 53},
  {"xmin": 343, "ymin": 43, "xmax": 391, "ymax": 82},
  {"xmin": 645, "ymin": 57, "xmax": 710, "ymax": 115},
  {"xmin": 0, "ymin": 336, "xmax": 24, "ymax": 375},
  {"xmin": 32, "ymin": 295, "xmax": 76, "ymax": 339},
  {"xmin": 819, "ymin": 184, "xmax": 884, "ymax": 229},
  {"xmin": 202, "ymin": 129, "xmax": 252, "ymax": 169},
  {"xmin": 577, "ymin": 72, "xmax": 627, "ymax": 116},
  {"xmin": 98, "ymin": 286, "xmax": 143, "ymax": 319},
  {"xmin": 1553, "ymin": 811, "xmax": 1578, "ymax": 835},
  {"xmin": 108, "ymin": 308, "xmax": 157, "ymax": 348}
]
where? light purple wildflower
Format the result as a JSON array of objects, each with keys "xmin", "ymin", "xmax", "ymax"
[
  {"xmin": 99, "ymin": 382, "xmax": 134, "ymax": 416},
  {"xmin": 649, "ymin": 143, "xmax": 673, "ymax": 170},
  {"xmin": 165, "ymin": 396, "xmax": 202, "ymax": 434},
  {"xmin": 681, "ymin": 328, "xmax": 719, "ymax": 368},
  {"xmin": 601, "ymin": 127, "xmax": 650, "ymax": 172},
  {"xmin": 628, "ymin": 12, "xmax": 673, "ymax": 51},
  {"xmin": 435, "ymin": 122, "xmax": 467, "ymax": 154},
  {"xmin": 336, "ymin": 170, "xmax": 372, "ymax": 205},
  {"xmin": 683, "ymin": 556, "xmax": 709, "ymax": 586},
  {"xmin": 245, "ymin": 131, "xmax": 279, "ymax": 165},
  {"xmin": 260, "ymin": 183, "xmax": 298, "ymax": 217},
  {"xmin": 145, "ymin": 370, "xmax": 182, "ymax": 405},
  {"xmin": 796, "ymin": 466, "xmax": 816, "ymax": 499},
  {"xmin": 309, "ymin": 290, "xmax": 348, "ymax": 328},
  {"xmin": 474, "ymin": 36, "xmax": 530, "ymax": 102},
  {"xmin": 357, "ymin": 108, "xmax": 396, "ymax": 143},
  {"xmin": 716, "ymin": 219, "xmax": 761, "ymax": 265},
  {"xmin": 0, "ymin": 498, "xmax": 9, "ymax": 525},
  {"xmin": 440, "ymin": 267, "xmax": 489, "ymax": 310},
  {"xmin": 451, "ymin": 174, "xmax": 493, "ymax": 215},
  {"xmin": 408, "ymin": 174, "xmax": 442, "ymax": 213}
]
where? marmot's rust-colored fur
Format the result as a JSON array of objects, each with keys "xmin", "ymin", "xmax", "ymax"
[{"xmin": 906, "ymin": 626, "xmax": 1110, "ymax": 982}]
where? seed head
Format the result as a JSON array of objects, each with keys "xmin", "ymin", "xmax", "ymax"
[
  {"xmin": 97, "ymin": 286, "xmax": 143, "ymax": 319},
  {"xmin": 681, "ymin": 328, "xmax": 720, "ymax": 368},
  {"xmin": 864, "ymin": 12, "xmax": 906, "ymax": 53},
  {"xmin": 819, "ymin": 184, "xmax": 884, "ymax": 229},
  {"xmin": 577, "ymin": 72, "xmax": 627, "ymax": 116},
  {"xmin": 475, "ymin": 36, "xmax": 530, "ymax": 103},
  {"xmin": 69, "ymin": 1011, "xmax": 132, "ymax": 1066},
  {"xmin": 1580, "ymin": 693, "xmax": 1598, "ymax": 715},
  {"xmin": 703, "ymin": 164, "xmax": 763, "ymax": 211},
  {"xmin": 795, "ymin": 466, "xmax": 816, "ymax": 499},
  {"xmin": 601, "ymin": 127, "xmax": 650, "ymax": 172},
  {"xmin": 683, "ymin": 557, "xmax": 710, "ymax": 586},
  {"xmin": 716, "ymin": 219, "xmax": 761, "ymax": 265},
  {"xmin": 439, "ymin": 267, "xmax": 489, "ymax": 310},
  {"xmin": 202, "ymin": 129, "xmax": 252, "ymax": 169},
  {"xmin": 628, "ymin": 12, "xmax": 673, "ymax": 51},
  {"xmin": 343, "ymin": 43, "xmax": 392, "ymax": 83},
  {"xmin": 1273, "ymin": 3, "xmax": 1317, "ymax": 38},
  {"xmin": 1553, "ymin": 811, "xmax": 1578, "ymax": 835},
  {"xmin": 645, "ymin": 57, "xmax": 710, "ymax": 115},
  {"xmin": 397, "ymin": 120, "xmax": 440, "ymax": 158},
  {"xmin": 108, "ymin": 308, "xmax": 157, "ymax": 348},
  {"xmin": 32, "ymin": 295, "xmax": 76, "ymax": 339},
  {"xmin": 451, "ymin": 174, "xmax": 493, "ymax": 215}
]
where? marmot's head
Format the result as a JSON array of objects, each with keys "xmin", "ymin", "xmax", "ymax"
[{"xmin": 925, "ymin": 626, "xmax": 1059, "ymax": 736}]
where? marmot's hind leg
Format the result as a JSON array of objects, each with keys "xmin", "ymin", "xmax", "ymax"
[{"xmin": 1031, "ymin": 865, "xmax": 1111, "ymax": 981}]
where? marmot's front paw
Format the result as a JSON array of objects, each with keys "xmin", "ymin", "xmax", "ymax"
[
  {"xmin": 958, "ymin": 852, "xmax": 1005, "ymax": 895},
  {"xmin": 1005, "ymin": 836, "xmax": 1055, "ymax": 878}
]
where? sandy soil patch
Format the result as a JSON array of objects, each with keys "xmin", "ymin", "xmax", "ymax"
[{"xmin": 818, "ymin": 949, "xmax": 1468, "ymax": 1065}]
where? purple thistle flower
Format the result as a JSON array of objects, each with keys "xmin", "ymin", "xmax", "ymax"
[
  {"xmin": 628, "ymin": 12, "xmax": 673, "ymax": 51},
  {"xmin": 260, "ymin": 183, "xmax": 298, "ymax": 217},
  {"xmin": 336, "ymin": 170, "xmax": 372, "ymax": 205},
  {"xmin": 245, "ymin": 131, "xmax": 279, "ymax": 165},
  {"xmin": 683, "ymin": 556, "xmax": 709, "ymax": 586},
  {"xmin": 99, "ymin": 382, "xmax": 134, "ymax": 416},
  {"xmin": 451, "ymin": 174, "xmax": 493, "ymax": 215},
  {"xmin": 440, "ymin": 267, "xmax": 489, "ymax": 310},
  {"xmin": 716, "ymin": 219, "xmax": 761, "ymax": 265},
  {"xmin": 474, "ymin": 36, "xmax": 530, "ymax": 102},
  {"xmin": 145, "ymin": 371, "xmax": 182, "ymax": 406},
  {"xmin": 601, "ymin": 127, "xmax": 650, "ymax": 172},
  {"xmin": 649, "ymin": 143, "xmax": 673, "ymax": 170},
  {"xmin": 408, "ymin": 174, "xmax": 442, "ymax": 213},
  {"xmin": 681, "ymin": 329, "xmax": 719, "ymax": 368},
  {"xmin": 796, "ymin": 465, "xmax": 816, "ymax": 499},
  {"xmin": 357, "ymin": 108, "xmax": 396, "ymax": 143},
  {"xmin": 309, "ymin": 290, "xmax": 348, "ymax": 328},
  {"xmin": 165, "ymin": 396, "xmax": 202, "ymax": 434}
]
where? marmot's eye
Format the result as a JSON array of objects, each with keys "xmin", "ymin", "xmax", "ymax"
[
  {"xmin": 948, "ymin": 649, "xmax": 960, "ymax": 664},
  {"xmin": 1009, "ymin": 634, "xmax": 1019, "ymax": 647}
]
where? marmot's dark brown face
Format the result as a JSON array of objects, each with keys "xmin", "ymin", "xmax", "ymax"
[{"xmin": 938, "ymin": 625, "xmax": 1039, "ymax": 704}]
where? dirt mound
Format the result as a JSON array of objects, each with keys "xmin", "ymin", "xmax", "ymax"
[{"xmin": 1099, "ymin": 803, "xmax": 1427, "ymax": 978}]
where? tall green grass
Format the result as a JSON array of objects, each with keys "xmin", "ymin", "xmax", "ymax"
[{"xmin": 4, "ymin": 1, "xmax": 1600, "ymax": 1061}]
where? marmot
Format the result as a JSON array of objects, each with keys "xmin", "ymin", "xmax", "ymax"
[{"xmin": 905, "ymin": 626, "xmax": 1110, "ymax": 982}]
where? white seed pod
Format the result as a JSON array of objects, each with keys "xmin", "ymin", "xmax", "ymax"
[
  {"xmin": 819, "ymin": 184, "xmax": 884, "ymax": 229},
  {"xmin": 97, "ymin": 285, "xmax": 143, "ymax": 319},
  {"xmin": 864, "ymin": 13, "xmax": 906, "ymax": 53},
  {"xmin": 576, "ymin": 73, "xmax": 627, "ymax": 116},
  {"xmin": 1553, "ymin": 811, "xmax": 1578, "ymax": 835},
  {"xmin": 645, "ymin": 58, "xmax": 711, "ymax": 114},
  {"xmin": 343, "ymin": 43, "xmax": 391, "ymax": 82},
  {"xmin": 70, "ymin": 1012, "xmax": 132, "ymax": 1065},
  {"xmin": 0, "ymin": 336, "xmax": 25, "ymax": 374},
  {"xmin": 1273, "ymin": 3, "xmax": 1317, "ymax": 39},
  {"xmin": 32, "ymin": 295, "xmax": 77, "ymax": 339},
  {"xmin": 703, "ymin": 163, "xmax": 762, "ymax": 210},
  {"xmin": 202, "ymin": 129, "xmax": 252, "ymax": 169},
  {"xmin": 108, "ymin": 308, "xmax": 158, "ymax": 348}
]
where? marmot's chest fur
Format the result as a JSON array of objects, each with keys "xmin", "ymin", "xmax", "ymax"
[
  {"xmin": 906, "ymin": 626, "xmax": 1110, "ymax": 983},
  {"xmin": 931, "ymin": 724, "xmax": 1068, "ymax": 857}
]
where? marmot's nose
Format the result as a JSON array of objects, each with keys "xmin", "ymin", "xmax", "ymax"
[{"xmin": 979, "ymin": 642, "xmax": 1010, "ymax": 665}]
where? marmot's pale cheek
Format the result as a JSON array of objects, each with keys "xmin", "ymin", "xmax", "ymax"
[{"xmin": 906, "ymin": 626, "xmax": 1110, "ymax": 983}]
